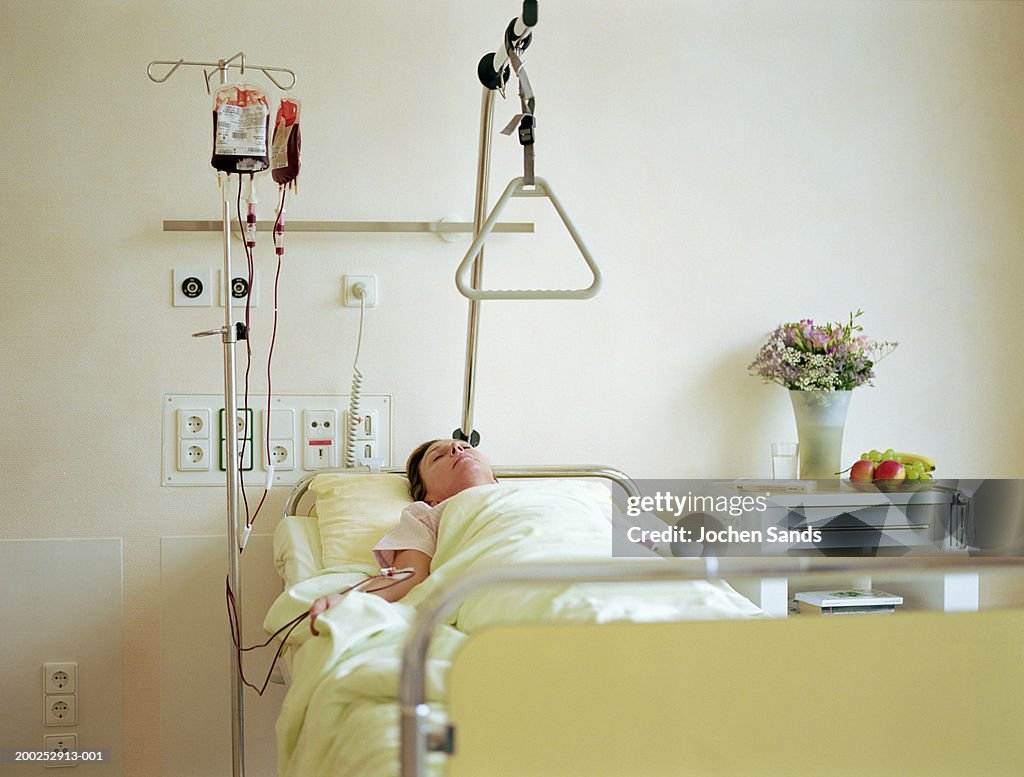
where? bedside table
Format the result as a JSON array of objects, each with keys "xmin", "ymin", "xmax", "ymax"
[{"xmin": 712, "ymin": 481, "xmax": 974, "ymax": 616}]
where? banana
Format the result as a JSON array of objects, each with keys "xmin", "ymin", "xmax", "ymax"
[{"xmin": 894, "ymin": 452, "xmax": 935, "ymax": 472}]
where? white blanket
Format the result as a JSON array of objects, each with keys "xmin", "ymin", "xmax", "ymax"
[{"xmin": 265, "ymin": 482, "xmax": 764, "ymax": 777}]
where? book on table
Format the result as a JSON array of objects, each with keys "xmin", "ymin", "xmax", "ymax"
[{"xmin": 794, "ymin": 589, "xmax": 903, "ymax": 615}]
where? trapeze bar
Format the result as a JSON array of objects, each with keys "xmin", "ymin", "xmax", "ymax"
[{"xmin": 162, "ymin": 219, "xmax": 534, "ymax": 234}]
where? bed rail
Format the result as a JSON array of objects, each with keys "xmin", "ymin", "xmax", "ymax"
[
  {"xmin": 282, "ymin": 465, "xmax": 639, "ymax": 517},
  {"xmin": 398, "ymin": 555, "xmax": 1024, "ymax": 777}
]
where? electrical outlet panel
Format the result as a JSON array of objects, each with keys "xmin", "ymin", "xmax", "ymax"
[
  {"xmin": 162, "ymin": 394, "xmax": 392, "ymax": 486},
  {"xmin": 178, "ymin": 440, "xmax": 211, "ymax": 471},
  {"xmin": 220, "ymin": 407, "xmax": 254, "ymax": 440},
  {"xmin": 343, "ymin": 275, "xmax": 378, "ymax": 307},
  {"xmin": 44, "ymin": 695, "xmax": 77, "ymax": 727},
  {"xmin": 264, "ymin": 408, "xmax": 295, "ymax": 471},
  {"xmin": 43, "ymin": 662, "xmax": 78, "ymax": 695},
  {"xmin": 178, "ymin": 409, "xmax": 210, "ymax": 439}
]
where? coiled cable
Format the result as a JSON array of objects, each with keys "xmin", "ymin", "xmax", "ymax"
[{"xmin": 345, "ymin": 290, "xmax": 366, "ymax": 467}]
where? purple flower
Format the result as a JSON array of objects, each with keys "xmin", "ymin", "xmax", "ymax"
[{"xmin": 748, "ymin": 311, "xmax": 897, "ymax": 391}]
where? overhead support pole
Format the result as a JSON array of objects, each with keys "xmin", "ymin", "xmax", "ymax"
[
  {"xmin": 457, "ymin": 3, "xmax": 539, "ymax": 447},
  {"xmin": 455, "ymin": 86, "xmax": 497, "ymax": 447},
  {"xmin": 456, "ymin": 2, "xmax": 601, "ymax": 443}
]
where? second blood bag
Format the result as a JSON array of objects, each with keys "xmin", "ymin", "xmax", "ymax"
[
  {"xmin": 212, "ymin": 84, "xmax": 271, "ymax": 173},
  {"xmin": 271, "ymin": 97, "xmax": 301, "ymax": 188}
]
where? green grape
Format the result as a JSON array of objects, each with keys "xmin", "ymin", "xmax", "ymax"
[
  {"xmin": 913, "ymin": 461, "xmax": 925, "ymax": 473},
  {"xmin": 881, "ymin": 453, "xmax": 892, "ymax": 462},
  {"xmin": 884, "ymin": 448, "xmax": 895, "ymax": 458},
  {"xmin": 921, "ymin": 472, "xmax": 932, "ymax": 481},
  {"xmin": 894, "ymin": 455, "xmax": 903, "ymax": 463},
  {"xmin": 907, "ymin": 469, "xmax": 920, "ymax": 481},
  {"xmin": 860, "ymin": 453, "xmax": 871, "ymax": 461}
]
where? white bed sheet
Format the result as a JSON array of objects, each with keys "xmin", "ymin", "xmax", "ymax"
[{"xmin": 266, "ymin": 482, "xmax": 766, "ymax": 777}]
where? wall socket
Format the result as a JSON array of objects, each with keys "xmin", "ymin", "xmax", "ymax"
[
  {"xmin": 179, "ymin": 440, "xmax": 212, "ymax": 471},
  {"xmin": 178, "ymin": 409, "xmax": 210, "ymax": 439},
  {"xmin": 44, "ymin": 695, "xmax": 77, "ymax": 727},
  {"xmin": 44, "ymin": 662, "xmax": 78, "ymax": 694},
  {"xmin": 343, "ymin": 274, "xmax": 377, "ymax": 307}
]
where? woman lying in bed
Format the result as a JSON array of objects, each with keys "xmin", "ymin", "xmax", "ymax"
[{"xmin": 309, "ymin": 439, "xmax": 495, "ymax": 632}]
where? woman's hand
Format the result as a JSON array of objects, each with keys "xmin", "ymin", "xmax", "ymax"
[
  {"xmin": 309, "ymin": 550, "xmax": 433, "ymax": 635},
  {"xmin": 308, "ymin": 593, "xmax": 344, "ymax": 636}
]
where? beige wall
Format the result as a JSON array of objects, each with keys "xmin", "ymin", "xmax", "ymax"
[{"xmin": 2, "ymin": 1, "xmax": 1022, "ymax": 774}]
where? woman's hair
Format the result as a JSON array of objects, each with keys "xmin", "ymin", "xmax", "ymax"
[{"xmin": 406, "ymin": 439, "xmax": 442, "ymax": 502}]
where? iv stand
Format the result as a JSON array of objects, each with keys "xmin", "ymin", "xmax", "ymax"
[{"xmin": 148, "ymin": 51, "xmax": 296, "ymax": 777}]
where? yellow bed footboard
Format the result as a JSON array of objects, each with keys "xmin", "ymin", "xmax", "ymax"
[{"xmin": 447, "ymin": 610, "xmax": 1024, "ymax": 776}]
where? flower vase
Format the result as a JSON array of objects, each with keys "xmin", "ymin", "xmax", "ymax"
[{"xmin": 788, "ymin": 390, "xmax": 852, "ymax": 480}]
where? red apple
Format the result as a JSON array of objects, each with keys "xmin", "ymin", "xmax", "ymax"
[
  {"xmin": 849, "ymin": 459, "xmax": 876, "ymax": 482},
  {"xmin": 874, "ymin": 460, "xmax": 906, "ymax": 483}
]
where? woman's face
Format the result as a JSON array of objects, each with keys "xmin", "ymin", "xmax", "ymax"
[{"xmin": 419, "ymin": 440, "xmax": 496, "ymax": 505}]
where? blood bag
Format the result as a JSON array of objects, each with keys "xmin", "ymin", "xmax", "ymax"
[
  {"xmin": 211, "ymin": 84, "xmax": 271, "ymax": 173},
  {"xmin": 271, "ymin": 97, "xmax": 301, "ymax": 188}
]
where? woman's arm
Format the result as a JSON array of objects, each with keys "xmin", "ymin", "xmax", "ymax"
[
  {"xmin": 363, "ymin": 549, "xmax": 431, "ymax": 602},
  {"xmin": 308, "ymin": 549, "xmax": 432, "ymax": 635}
]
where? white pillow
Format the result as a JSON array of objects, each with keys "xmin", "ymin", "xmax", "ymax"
[
  {"xmin": 273, "ymin": 515, "xmax": 323, "ymax": 587},
  {"xmin": 310, "ymin": 473, "xmax": 413, "ymax": 570}
]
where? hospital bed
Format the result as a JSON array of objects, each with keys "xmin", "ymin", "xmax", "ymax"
[{"xmin": 265, "ymin": 468, "xmax": 1024, "ymax": 777}]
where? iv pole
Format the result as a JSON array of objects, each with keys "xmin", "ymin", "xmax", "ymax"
[{"xmin": 148, "ymin": 51, "xmax": 296, "ymax": 777}]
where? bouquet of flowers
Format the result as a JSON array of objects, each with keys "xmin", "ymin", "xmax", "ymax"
[{"xmin": 748, "ymin": 310, "xmax": 897, "ymax": 392}]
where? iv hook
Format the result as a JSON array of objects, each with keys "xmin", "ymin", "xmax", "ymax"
[
  {"xmin": 146, "ymin": 59, "xmax": 184, "ymax": 83},
  {"xmin": 147, "ymin": 53, "xmax": 297, "ymax": 94}
]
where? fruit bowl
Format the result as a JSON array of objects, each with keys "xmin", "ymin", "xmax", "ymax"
[{"xmin": 848, "ymin": 479, "xmax": 934, "ymax": 493}]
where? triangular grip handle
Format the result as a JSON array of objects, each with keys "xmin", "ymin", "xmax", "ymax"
[{"xmin": 456, "ymin": 177, "xmax": 602, "ymax": 301}]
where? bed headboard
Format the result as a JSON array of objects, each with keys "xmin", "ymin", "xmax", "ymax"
[{"xmin": 282, "ymin": 465, "xmax": 639, "ymax": 518}]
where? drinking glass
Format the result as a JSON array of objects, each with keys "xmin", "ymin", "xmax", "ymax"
[{"xmin": 771, "ymin": 442, "xmax": 799, "ymax": 479}]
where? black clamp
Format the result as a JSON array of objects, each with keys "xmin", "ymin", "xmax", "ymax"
[
  {"xmin": 452, "ymin": 428, "xmax": 481, "ymax": 448},
  {"xmin": 518, "ymin": 114, "xmax": 535, "ymax": 146},
  {"xmin": 518, "ymin": 113, "xmax": 536, "ymax": 185}
]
